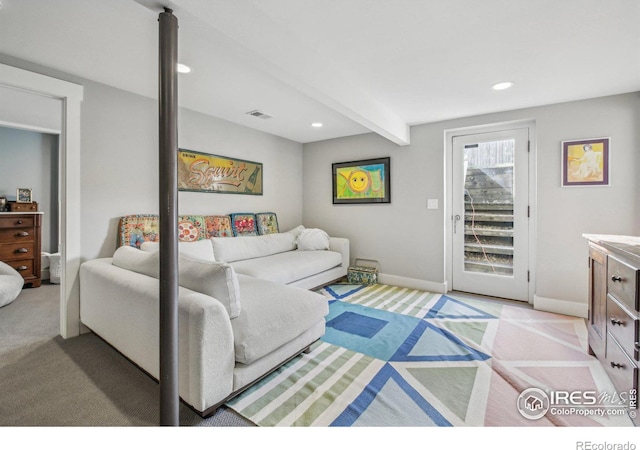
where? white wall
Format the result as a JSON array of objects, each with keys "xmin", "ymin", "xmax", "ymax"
[
  {"xmin": 0, "ymin": 53, "xmax": 304, "ymax": 265},
  {"xmin": 78, "ymin": 80, "xmax": 304, "ymax": 260},
  {"xmin": 303, "ymin": 92, "xmax": 640, "ymax": 312},
  {"xmin": 0, "ymin": 126, "xmax": 59, "ymax": 253}
]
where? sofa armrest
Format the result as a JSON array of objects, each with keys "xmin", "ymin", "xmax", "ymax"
[
  {"xmin": 79, "ymin": 258, "xmax": 235, "ymax": 413},
  {"xmin": 329, "ymin": 237, "xmax": 350, "ymax": 268}
]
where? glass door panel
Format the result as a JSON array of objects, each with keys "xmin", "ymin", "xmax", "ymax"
[{"xmin": 463, "ymin": 139, "xmax": 514, "ymax": 276}]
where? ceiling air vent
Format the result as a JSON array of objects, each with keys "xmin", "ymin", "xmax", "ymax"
[{"xmin": 246, "ymin": 110, "xmax": 272, "ymax": 120}]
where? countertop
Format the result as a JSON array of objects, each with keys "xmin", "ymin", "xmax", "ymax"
[{"xmin": 583, "ymin": 234, "xmax": 640, "ymax": 263}]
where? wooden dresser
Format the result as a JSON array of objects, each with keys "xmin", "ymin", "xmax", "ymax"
[
  {"xmin": 0, "ymin": 211, "xmax": 43, "ymax": 288},
  {"xmin": 584, "ymin": 234, "xmax": 639, "ymax": 425}
]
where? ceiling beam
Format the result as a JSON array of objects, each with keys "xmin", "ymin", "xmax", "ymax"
[{"xmin": 164, "ymin": 0, "xmax": 410, "ymax": 145}]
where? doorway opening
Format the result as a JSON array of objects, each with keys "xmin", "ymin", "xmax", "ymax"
[{"xmin": 0, "ymin": 63, "xmax": 84, "ymax": 338}]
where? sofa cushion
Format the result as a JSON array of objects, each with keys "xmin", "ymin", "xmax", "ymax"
[
  {"xmin": 113, "ymin": 245, "xmax": 160, "ymax": 278},
  {"xmin": 140, "ymin": 239, "xmax": 215, "ymax": 262},
  {"xmin": 204, "ymin": 215, "xmax": 233, "ymax": 238},
  {"xmin": 296, "ymin": 228, "xmax": 330, "ymax": 251},
  {"xmin": 178, "ymin": 215, "xmax": 207, "ymax": 242},
  {"xmin": 178, "ymin": 258, "xmax": 241, "ymax": 319},
  {"xmin": 211, "ymin": 226, "xmax": 304, "ymax": 263},
  {"xmin": 230, "ymin": 213, "xmax": 258, "ymax": 236},
  {"xmin": 231, "ymin": 274, "xmax": 328, "ymax": 364},
  {"xmin": 117, "ymin": 214, "xmax": 208, "ymax": 247},
  {"xmin": 117, "ymin": 214, "xmax": 160, "ymax": 248},
  {"xmin": 255, "ymin": 212, "xmax": 279, "ymax": 235},
  {"xmin": 112, "ymin": 246, "xmax": 241, "ymax": 318},
  {"xmin": 231, "ymin": 249, "xmax": 342, "ymax": 285}
]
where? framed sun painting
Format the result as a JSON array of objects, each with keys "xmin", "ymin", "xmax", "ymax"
[
  {"xmin": 561, "ymin": 137, "xmax": 610, "ymax": 187},
  {"xmin": 332, "ymin": 157, "xmax": 390, "ymax": 204}
]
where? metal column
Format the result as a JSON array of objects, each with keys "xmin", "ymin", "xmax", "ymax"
[{"xmin": 158, "ymin": 7, "xmax": 179, "ymax": 427}]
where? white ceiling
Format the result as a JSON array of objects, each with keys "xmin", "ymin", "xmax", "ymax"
[{"xmin": 0, "ymin": 0, "xmax": 638, "ymax": 145}]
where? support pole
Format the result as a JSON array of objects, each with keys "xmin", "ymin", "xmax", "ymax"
[{"xmin": 158, "ymin": 7, "xmax": 179, "ymax": 427}]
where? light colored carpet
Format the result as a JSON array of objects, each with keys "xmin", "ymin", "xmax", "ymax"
[{"xmin": 0, "ymin": 283, "xmax": 252, "ymax": 426}]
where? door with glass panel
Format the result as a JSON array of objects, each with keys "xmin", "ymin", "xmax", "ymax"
[{"xmin": 452, "ymin": 128, "xmax": 529, "ymax": 301}]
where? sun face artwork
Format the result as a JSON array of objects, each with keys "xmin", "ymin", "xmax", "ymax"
[{"xmin": 333, "ymin": 158, "xmax": 390, "ymax": 203}]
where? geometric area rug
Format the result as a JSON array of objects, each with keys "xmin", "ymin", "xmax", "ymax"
[{"xmin": 226, "ymin": 284, "xmax": 634, "ymax": 427}]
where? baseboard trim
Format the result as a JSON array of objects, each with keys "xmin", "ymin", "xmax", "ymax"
[
  {"xmin": 533, "ymin": 295, "xmax": 588, "ymax": 318},
  {"xmin": 378, "ymin": 273, "xmax": 447, "ymax": 293}
]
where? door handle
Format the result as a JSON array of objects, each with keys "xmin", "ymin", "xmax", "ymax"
[
  {"xmin": 610, "ymin": 318, "xmax": 624, "ymax": 326},
  {"xmin": 453, "ymin": 215, "xmax": 461, "ymax": 233}
]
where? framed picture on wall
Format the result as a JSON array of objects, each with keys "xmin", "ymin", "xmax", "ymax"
[
  {"xmin": 177, "ymin": 148, "xmax": 263, "ymax": 195},
  {"xmin": 332, "ymin": 157, "xmax": 390, "ymax": 204},
  {"xmin": 16, "ymin": 188, "xmax": 33, "ymax": 203},
  {"xmin": 561, "ymin": 137, "xmax": 610, "ymax": 187}
]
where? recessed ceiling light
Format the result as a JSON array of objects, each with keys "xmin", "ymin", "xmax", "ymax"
[
  {"xmin": 177, "ymin": 63, "xmax": 191, "ymax": 74},
  {"xmin": 491, "ymin": 81, "xmax": 514, "ymax": 91},
  {"xmin": 311, "ymin": 122, "xmax": 323, "ymax": 128}
]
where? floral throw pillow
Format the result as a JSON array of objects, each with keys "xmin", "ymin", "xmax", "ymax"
[
  {"xmin": 178, "ymin": 215, "xmax": 206, "ymax": 242},
  {"xmin": 256, "ymin": 212, "xmax": 279, "ymax": 235},
  {"xmin": 118, "ymin": 214, "xmax": 160, "ymax": 248},
  {"xmin": 230, "ymin": 213, "xmax": 258, "ymax": 236},
  {"xmin": 205, "ymin": 215, "xmax": 233, "ymax": 238}
]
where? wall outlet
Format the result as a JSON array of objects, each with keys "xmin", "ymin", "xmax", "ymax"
[{"xmin": 427, "ymin": 199, "xmax": 438, "ymax": 209}]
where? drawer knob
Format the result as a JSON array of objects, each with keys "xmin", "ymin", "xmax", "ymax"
[
  {"xmin": 610, "ymin": 318, "xmax": 625, "ymax": 326},
  {"xmin": 16, "ymin": 220, "xmax": 23, "ymax": 225},
  {"xmin": 611, "ymin": 275, "xmax": 623, "ymax": 282},
  {"xmin": 15, "ymin": 248, "xmax": 28, "ymax": 254},
  {"xmin": 610, "ymin": 362, "xmax": 625, "ymax": 369},
  {"xmin": 16, "ymin": 231, "xmax": 30, "ymax": 237},
  {"xmin": 16, "ymin": 266, "xmax": 28, "ymax": 271}
]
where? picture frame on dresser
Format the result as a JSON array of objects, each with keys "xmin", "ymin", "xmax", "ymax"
[{"xmin": 16, "ymin": 188, "xmax": 33, "ymax": 203}]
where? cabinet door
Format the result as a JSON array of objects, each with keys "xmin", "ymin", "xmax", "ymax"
[{"xmin": 588, "ymin": 244, "xmax": 607, "ymax": 357}]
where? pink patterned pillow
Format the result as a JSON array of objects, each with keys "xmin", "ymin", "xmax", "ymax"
[
  {"xmin": 230, "ymin": 213, "xmax": 257, "ymax": 236},
  {"xmin": 205, "ymin": 215, "xmax": 233, "ymax": 238}
]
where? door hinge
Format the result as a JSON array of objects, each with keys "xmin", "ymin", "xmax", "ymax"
[
  {"xmin": 527, "ymin": 141, "xmax": 530, "ymax": 152},
  {"xmin": 527, "ymin": 271, "xmax": 530, "ymax": 282},
  {"xmin": 527, "ymin": 206, "xmax": 530, "ymax": 217}
]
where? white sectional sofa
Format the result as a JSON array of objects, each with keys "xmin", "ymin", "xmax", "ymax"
[
  {"xmin": 212, "ymin": 226, "xmax": 349, "ymax": 288},
  {"xmin": 79, "ymin": 225, "xmax": 349, "ymax": 416}
]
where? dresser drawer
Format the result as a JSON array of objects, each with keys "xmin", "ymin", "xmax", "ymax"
[
  {"xmin": 605, "ymin": 334, "xmax": 638, "ymax": 409},
  {"xmin": 608, "ymin": 255, "xmax": 640, "ymax": 312},
  {"xmin": 5, "ymin": 259, "xmax": 36, "ymax": 279},
  {"xmin": 0, "ymin": 216, "xmax": 35, "ymax": 229},
  {"xmin": 0, "ymin": 242, "xmax": 36, "ymax": 260},
  {"xmin": 607, "ymin": 294, "xmax": 639, "ymax": 361},
  {"xmin": 0, "ymin": 227, "xmax": 35, "ymax": 244},
  {"xmin": 9, "ymin": 201, "xmax": 38, "ymax": 212}
]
